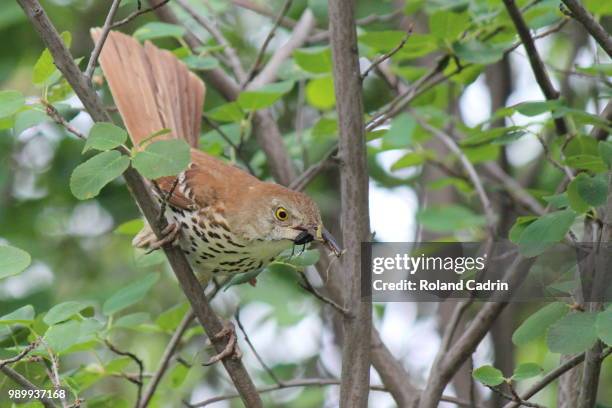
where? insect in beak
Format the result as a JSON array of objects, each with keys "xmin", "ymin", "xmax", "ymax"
[{"xmin": 316, "ymin": 225, "xmax": 342, "ymax": 258}]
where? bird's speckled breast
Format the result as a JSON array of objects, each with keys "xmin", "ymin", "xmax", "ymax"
[{"xmin": 165, "ymin": 205, "xmax": 292, "ymax": 283}]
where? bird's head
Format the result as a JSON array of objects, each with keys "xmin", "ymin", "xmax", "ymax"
[{"xmin": 233, "ymin": 183, "xmax": 342, "ymax": 257}]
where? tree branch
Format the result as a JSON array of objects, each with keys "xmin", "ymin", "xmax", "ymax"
[
  {"xmin": 561, "ymin": 0, "xmax": 612, "ymax": 58},
  {"xmin": 0, "ymin": 365, "xmax": 57, "ymax": 408},
  {"xmin": 501, "ymin": 0, "xmax": 568, "ymax": 136},
  {"xmin": 16, "ymin": 1, "xmax": 263, "ymax": 406},
  {"xmin": 328, "ymin": 0, "xmax": 372, "ymax": 406},
  {"xmin": 84, "ymin": 0, "xmax": 122, "ymax": 81},
  {"xmin": 242, "ymin": 0, "xmax": 293, "ymax": 87},
  {"xmin": 110, "ymin": 0, "xmax": 171, "ymax": 29},
  {"xmin": 361, "ymin": 26, "xmax": 413, "ymax": 80},
  {"xmin": 247, "ymin": 8, "xmax": 315, "ymax": 89}
]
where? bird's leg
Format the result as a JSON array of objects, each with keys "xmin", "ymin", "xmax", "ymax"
[
  {"xmin": 133, "ymin": 222, "xmax": 181, "ymax": 253},
  {"xmin": 203, "ymin": 321, "xmax": 242, "ymax": 366}
]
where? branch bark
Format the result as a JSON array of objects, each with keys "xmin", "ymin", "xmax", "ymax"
[
  {"xmin": 561, "ymin": 0, "xmax": 612, "ymax": 58},
  {"xmin": 327, "ymin": 1, "xmax": 372, "ymax": 406},
  {"xmin": 1, "ymin": 366, "xmax": 57, "ymax": 408},
  {"xmin": 502, "ymin": 0, "xmax": 568, "ymax": 136},
  {"xmin": 16, "ymin": 1, "xmax": 262, "ymax": 406}
]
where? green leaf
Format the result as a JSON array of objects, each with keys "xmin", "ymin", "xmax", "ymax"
[
  {"xmin": 0, "ymin": 245, "xmax": 31, "ymax": 279},
  {"xmin": 571, "ymin": 173, "xmax": 608, "ymax": 207},
  {"xmin": 0, "ymin": 90, "xmax": 25, "ymax": 119},
  {"xmin": 83, "ymin": 123, "xmax": 128, "ymax": 153},
  {"xmin": 114, "ymin": 312, "xmax": 151, "ymax": 329},
  {"xmin": 287, "ymin": 249, "xmax": 320, "ymax": 267},
  {"xmin": 565, "ymin": 154, "xmax": 607, "ymax": 173},
  {"xmin": 383, "ymin": 113, "xmax": 416, "ymax": 149},
  {"xmin": 33, "ymin": 31, "xmax": 71, "ymax": 85},
  {"xmin": 132, "ymin": 139, "xmax": 191, "ymax": 179},
  {"xmin": 509, "ymin": 216, "xmax": 538, "ymax": 243},
  {"xmin": 547, "ymin": 312, "xmax": 598, "ymax": 354},
  {"xmin": 14, "ymin": 109, "xmax": 48, "ymax": 135},
  {"xmin": 472, "ymin": 365, "xmax": 504, "ymax": 386},
  {"xmin": 429, "ymin": 11, "xmax": 469, "ymax": 40},
  {"xmin": 517, "ymin": 210, "xmax": 576, "ymax": 257},
  {"xmin": 70, "ymin": 151, "xmax": 131, "ymax": 200},
  {"xmin": 134, "ymin": 22, "xmax": 185, "ymax": 41},
  {"xmin": 417, "ymin": 205, "xmax": 486, "ymax": 233},
  {"xmin": 512, "ymin": 302, "xmax": 569, "ymax": 346},
  {"xmin": 44, "ymin": 320, "xmax": 81, "ymax": 353},
  {"xmin": 452, "ymin": 40, "xmax": 506, "ymax": 64},
  {"xmin": 294, "ymin": 47, "xmax": 332, "ymax": 74},
  {"xmin": 134, "ymin": 250, "xmax": 166, "ymax": 268},
  {"xmin": 391, "ymin": 152, "xmax": 426, "ymax": 170},
  {"xmin": 305, "ymin": 76, "xmax": 335, "ymax": 110},
  {"xmin": 44, "ymin": 301, "xmax": 92, "ymax": 325},
  {"xmin": 238, "ymin": 80, "xmax": 295, "ymax": 111},
  {"xmin": 114, "ymin": 219, "xmax": 145, "ymax": 236},
  {"xmin": 102, "ymin": 273, "xmax": 160, "ymax": 316},
  {"xmin": 512, "ymin": 363, "xmax": 543, "ymax": 381},
  {"xmin": 156, "ymin": 303, "xmax": 189, "ymax": 332},
  {"xmin": 598, "ymin": 141, "xmax": 612, "ymax": 169},
  {"xmin": 206, "ymin": 102, "xmax": 244, "ymax": 122},
  {"xmin": 169, "ymin": 364, "xmax": 189, "ymax": 388},
  {"xmin": 0, "ymin": 305, "xmax": 35, "ymax": 325},
  {"xmin": 513, "ymin": 100, "xmax": 563, "ymax": 116},
  {"xmin": 567, "ymin": 177, "xmax": 590, "ymax": 214},
  {"xmin": 359, "ymin": 30, "xmax": 406, "ymax": 52},
  {"xmin": 183, "ymin": 55, "xmax": 220, "ymax": 71},
  {"xmin": 596, "ymin": 307, "xmax": 612, "ymax": 346}
]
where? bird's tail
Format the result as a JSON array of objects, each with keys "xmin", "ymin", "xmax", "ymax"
[{"xmin": 90, "ymin": 29, "xmax": 205, "ymax": 148}]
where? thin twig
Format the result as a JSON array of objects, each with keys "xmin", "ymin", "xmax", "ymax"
[
  {"xmin": 0, "ymin": 365, "xmax": 57, "ymax": 408},
  {"xmin": 561, "ymin": 0, "xmax": 612, "ymax": 58},
  {"xmin": 202, "ymin": 116, "xmax": 255, "ymax": 174},
  {"xmin": 298, "ymin": 273, "xmax": 349, "ymax": 315},
  {"xmin": 41, "ymin": 100, "xmax": 86, "ymax": 140},
  {"xmin": 488, "ymin": 384, "xmax": 546, "ymax": 408},
  {"xmin": 248, "ymin": 8, "xmax": 316, "ymax": 88},
  {"xmin": 175, "ymin": 0, "xmax": 247, "ymax": 81},
  {"xmin": 290, "ymin": 146, "xmax": 338, "ymax": 191},
  {"xmin": 416, "ymin": 119, "xmax": 496, "ymax": 232},
  {"xmin": 234, "ymin": 308, "xmax": 282, "ymax": 385},
  {"xmin": 37, "ymin": 336, "xmax": 67, "ymax": 408},
  {"xmin": 139, "ymin": 310, "xmax": 194, "ymax": 408},
  {"xmin": 111, "ymin": 0, "xmax": 171, "ymax": 29},
  {"xmin": 0, "ymin": 340, "xmax": 40, "ymax": 369},
  {"xmin": 105, "ymin": 339, "xmax": 144, "ymax": 407},
  {"xmin": 242, "ymin": 0, "xmax": 292, "ymax": 88},
  {"xmin": 85, "ymin": 0, "xmax": 123, "ymax": 81},
  {"xmin": 502, "ymin": 0, "xmax": 568, "ymax": 136},
  {"xmin": 192, "ymin": 378, "xmax": 477, "ymax": 408},
  {"xmin": 361, "ymin": 25, "xmax": 413, "ymax": 80},
  {"xmin": 502, "ymin": 349, "xmax": 612, "ymax": 408}
]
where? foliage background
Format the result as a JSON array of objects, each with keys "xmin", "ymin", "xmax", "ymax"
[{"xmin": 0, "ymin": 0, "xmax": 611, "ymax": 407}]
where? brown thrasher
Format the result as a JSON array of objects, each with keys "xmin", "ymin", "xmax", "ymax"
[{"xmin": 91, "ymin": 30, "xmax": 340, "ymax": 286}]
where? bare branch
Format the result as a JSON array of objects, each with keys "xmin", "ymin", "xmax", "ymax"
[
  {"xmin": 16, "ymin": 1, "xmax": 263, "ymax": 406},
  {"xmin": 84, "ymin": 0, "xmax": 122, "ymax": 81},
  {"xmin": 328, "ymin": 0, "xmax": 372, "ymax": 405},
  {"xmin": 298, "ymin": 273, "xmax": 349, "ymax": 315},
  {"xmin": 139, "ymin": 310, "xmax": 194, "ymax": 408},
  {"xmin": 503, "ymin": 349, "xmax": 612, "ymax": 408},
  {"xmin": 501, "ymin": 0, "xmax": 568, "ymax": 136},
  {"xmin": 561, "ymin": 0, "xmax": 612, "ymax": 58},
  {"xmin": 416, "ymin": 119, "xmax": 496, "ymax": 232},
  {"xmin": 111, "ymin": 0, "xmax": 171, "ymax": 29},
  {"xmin": 361, "ymin": 25, "xmax": 413, "ymax": 80},
  {"xmin": 191, "ymin": 377, "xmax": 477, "ymax": 408},
  {"xmin": 105, "ymin": 339, "xmax": 144, "ymax": 406},
  {"xmin": 591, "ymin": 100, "xmax": 612, "ymax": 141},
  {"xmin": 247, "ymin": 8, "xmax": 316, "ymax": 88},
  {"xmin": 289, "ymin": 146, "xmax": 338, "ymax": 191},
  {"xmin": 175, "ymin": 0, "xmax": 247, "ymax": 82},
  {"xmin": 0, "ymin": 365, "xmax": 57, "ymax": 408},
  {"xmin": 242, "ymin": 0, "xmax": 293, "ymax": 87},
  {"xmin": 0, "ymin": 340, "xmax": 40, "ymax": 369}
]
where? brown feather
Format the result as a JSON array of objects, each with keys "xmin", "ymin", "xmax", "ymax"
[{"xmin": 90, "ymin": 29, "xmax": 205, "ymax": 148}]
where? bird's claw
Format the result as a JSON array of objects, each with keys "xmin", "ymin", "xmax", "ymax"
[
  {"xmin": 203, "ymin": 321, "xmax": 242, "ymax": 366},
  {"xmin": 136, "ymin": 223, "xmax": 180, "ymax": 254}
]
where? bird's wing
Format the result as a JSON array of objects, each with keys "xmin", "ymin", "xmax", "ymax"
[{"xmin": 91, "ymin": 29, "xmax": 205, "ymax": 148}]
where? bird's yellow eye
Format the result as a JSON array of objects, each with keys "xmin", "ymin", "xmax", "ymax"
[{"xmin": 275, "ymin": 207, "xmax": 289, "ymax": 221}]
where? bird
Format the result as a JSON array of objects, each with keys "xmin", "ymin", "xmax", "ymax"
[{"xmin": 90, "ymin": 29, "xmax": 341, "ymax": 289}]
